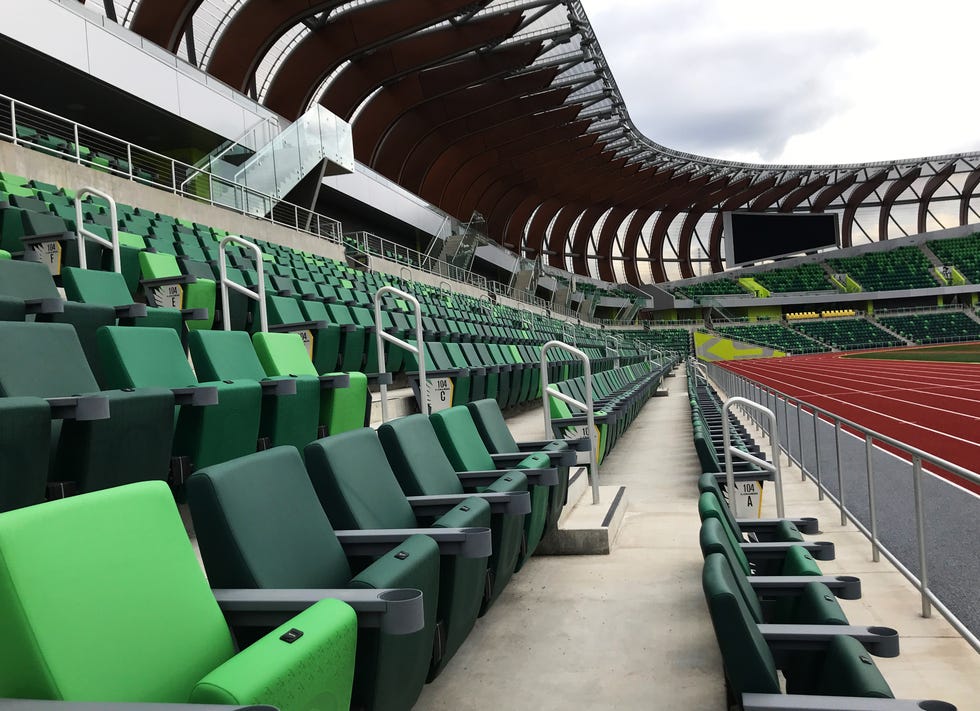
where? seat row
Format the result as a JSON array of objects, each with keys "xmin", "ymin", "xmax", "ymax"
[
  {"xmin": 687, "ymin": 363, "xmax": 959, "ymax": 709},
  {"xmin": 0, "ymin": 398, "xmax": 577, "ymax": 710}
]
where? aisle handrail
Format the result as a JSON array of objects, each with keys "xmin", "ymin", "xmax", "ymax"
[
  {"xmin": 374, "ymin": 285, "xmax": 425, "ymax": 422},
  {"xmin": 74, "ymin": 186, "xmax": 120, "ymax": 274},
  {"xmin": 541, "ymin": 340, "xmax": 599, "ymax": 504},
  {"xmin": 722, "ymin": 396, "xmax": 785, "ymax": 518},
  {"xmin": 219, "ymin": 235, "xmax": 266, "ymax": 332}
]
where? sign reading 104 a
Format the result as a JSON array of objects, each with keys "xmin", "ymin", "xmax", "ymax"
[{"xmin": 425, "ymin": 377, "xmax": 454, "ymax": 413}]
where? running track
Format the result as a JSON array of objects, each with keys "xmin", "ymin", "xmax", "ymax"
[{"xmin": 720, "ymin": 351, "xmax": 980, "ymax": 494}]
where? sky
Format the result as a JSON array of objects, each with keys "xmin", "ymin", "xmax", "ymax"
[{"xmin": 581, "ymin": 0, "xmax": 980, "ymax": 166}]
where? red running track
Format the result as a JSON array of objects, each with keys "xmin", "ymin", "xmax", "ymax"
[{"xmin": 721, "ymin": 351, "xmax": 980, "ymax": 494}]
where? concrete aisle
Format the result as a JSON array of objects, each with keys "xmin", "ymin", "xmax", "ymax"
[{"xmin": 416, "ymin": 366, "xmax": 725, "ymax": 710}]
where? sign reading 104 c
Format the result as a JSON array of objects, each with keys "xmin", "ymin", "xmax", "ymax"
[{"xmin": 426, "ymin": 377, "xmax": 454, "ymax": 413}]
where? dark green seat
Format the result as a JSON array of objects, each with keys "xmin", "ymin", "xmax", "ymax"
[
  {"xmin": 252, "ymin": 331, "xmax": 369, "ymax": 435},
  {"xmin": 430, "ymin": 406, "xmax": 553, "ymax": 568},
  {"xmin": 699, "ymin": 490, "xmax": 804, "ymax": 546},
  {"xmin": 306, "ymin": 428, "xmax": 494, "ymax": 679},
  {"xmin": 378, "ymin": 413, "xmax": 528, "ymax": 611},
  {"xmin": 0, "ymin": 480, "xmax": 357, "ymax": 708},
  {"xmin": 62, "ymin": 266, "xmax": 183, "ymax": 333},
  {"xmin": 189, "ymin": 329, "xmax": 319, "ymax": 451},
  {"xmin": 97, "ymin": 325, "xmax": 261, "ymax": 471},
  {"xmin": 0, "ymin": 321, "xmax": 174, "ymax": 499},
  {"xmin": 0, "ymin": 258, "xmax": 115, "ymax": 371},
  {"xmin": 700, "ymin": 517, "xmax": 826, "ymax": 579},
  {"xmin": 266, "ymin": 294, "xmax": 344, "ymax": 375},
  {"xmin": 0, "ymin": 396, "xmax": 50, "ymax": 511},
  {"xmin": 187, "ymin": 446, "xmax": 439, "ymax": 711},
  {"xmin": 702, "ymin": 553, "xmax": 894, "ymax": 702},
  {"xmin": 467, "ymin": 398, "xmax": 579, "ymax": 531}
]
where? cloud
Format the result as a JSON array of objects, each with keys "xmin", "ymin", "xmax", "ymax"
[{"xmin": 581, "ymin": 0, "xmax": 980, "ymax": 164}]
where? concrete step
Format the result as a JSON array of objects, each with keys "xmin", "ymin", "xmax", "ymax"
[{"xmin": 536, "ymin": 481, "xmax": 627, "ymax": 556}]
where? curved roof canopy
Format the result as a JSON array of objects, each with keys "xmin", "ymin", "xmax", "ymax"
[{"xmin": 103, "ymin": 0, "xmax": 980, "ymax": 282}]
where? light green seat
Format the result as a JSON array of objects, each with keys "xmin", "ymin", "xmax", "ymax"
[
  {"xmin": 139, "ymin": 251, "xmax": 215, "ymax": 331},
  {"xmin": 97, "ymin": 325, "xmax": 261, "ymax": 471},
  {"xmin": 0, "ymin": 480, "xmax": 357, "ymax": 708},
  {"xmin": 189, "ymin": 329, "xmax": 319, "ymax": 451},
  {"xmin": 252, "ymin": 331, "xmax": 368, "ymax": 435}
]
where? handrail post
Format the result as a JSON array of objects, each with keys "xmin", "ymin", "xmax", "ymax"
[
  {"xmin": 541, "ymin": 340, "xmax": 599, "ymax": 504},
  {"xmin": 373, "ymin": 286, "xmax": 425, "ymax": 423},
  {"xmin": 74, "ymin": 187, "xmax": 120, "ymax": 274},
  {"xmin": 218, "ymin": 236, "xmax": 266, "ymax": 332},
  {"xmin": 912, "ymin": 456, "xmax": 932, "ymax": 618},
  {"xmin": 722, "ymin": 396, "xmax": 784, "ymax": 518},
  {"xmin": 865, "ymin": 434, "xmax": 880, "ymax": 563}
]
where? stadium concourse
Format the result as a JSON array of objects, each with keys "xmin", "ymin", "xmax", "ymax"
[{"xmin": 4, "ymin": 0, "xmax": 980, "ymax": 709}]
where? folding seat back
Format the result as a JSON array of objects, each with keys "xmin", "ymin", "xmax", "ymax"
[
  {"xmin": 700, "ymin": 518, "xmax": 822, "ymax": 578},
  {"xmin": 97, "ymin": 325, "xmax": 261, "ymax": 470},
  {"xmin": 0, "ymin": 321, "xmax": 174, "ymax": 494},
  {"xmin": 0, "ymin": 480, "xmax": 357, "ymax": 708},
  {"xmin": 138, "ymin": 251, "xmax": 214, "ymax": 331},
  {"xmin": 187, "ymin": 446, "xmax": 439, "ymax": 711},
  {"xmin": 189, "ymin": 329, "xmax": 319, "ymax": 450}
]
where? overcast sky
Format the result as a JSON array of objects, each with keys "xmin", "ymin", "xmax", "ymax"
[{"xmin": 581, "ymin": 0, "xmax": 980, "ymax": 165}]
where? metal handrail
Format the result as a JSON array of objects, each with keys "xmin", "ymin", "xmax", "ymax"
[
  {"xmin": 74, "ymin": 186, "xmax": 119, "ymax": 274},
  {"xmin": 706, "ymin": 361, "xmax": 980, "ymax": 653},
  {"xmin": 374, "ymin": 286, "xmax": 425, "ymax": 423},
  {"xmin": 722, "ymin": 397, "xmax": 785, "ymax": 519},
  {"xmin": 541, "ymin": 340, "xmax": 599, "ymax": 504},
  {"xmin": 1, "ymin": 92, "xmax": 342, "ymax": 243},
  {"xmin": 219, "ymin": 235, "xmax": 266, "ymax": 332}
]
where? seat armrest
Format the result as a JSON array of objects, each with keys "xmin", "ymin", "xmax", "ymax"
[
  {"xmin": 738, "ymin": 517, "xmax": 820, "ymax": 536},
  {"xmin": 757, "ymin": 623, "xmax": 899, "ymax": 657},
  {"xmin": 114, "ymin": 303, "xmax": 147, "ymax": 319},
  {"xmin": 141, "ymin": 274, "xmax": 197, "ymax": 289},
  {"xmin": 367, "ymin": 372, "xmax": 393, "ymax": 386},
  {"xmin": 181, "ymin": 308, "xmax": 210, "ymax": 321},
  {"xmin": 261, "ymin": 378, "xmax": 297, "ymax": 396},
  {"xmin": 334, "ymin": 527, "xmax": 491, "ymax": 558},
  {"xmin": 267, "ymin": 320, "xmax": 328, "ymax": 334},
  {"xmin": 318, "ymin": 373, "xmax": 350, "ymax": 389},
  {"xmin": 493, "ymin": 449, "xmax": 576, "ymax": 468},
  {"xmin": 21, "ymin": 231, "xmax": 74, "ymax": 246},
  {"xmin": 213, "ymin": 587, "xmax": 423, "ymax": 635},
  {"xmin": 741, "ymin": 693, "xmax": 954, "ymax": 710},
  {"xmin": 46, "ymin": 395, "xmax": 109, "ymax": 421},
  {"xmin": 171, "ymin": 385, "xmax": 219, "ymax": 406},
  {"xmin": 24, "ymin": 297, "xmax": 64, "ymax": 315},
  {"xmin": 482, "ymin": 460, "xmax": 558, "ymax": 486},
  {"xmin": 301, "ymin": 293, "xmax": 328, "ymax": 302},
  {"xmin": 407, "ymin": 369, "xmax": 465, "ymax": 379},
  {"xmin": 406, "ymin": 492, "xmax": 530, "ymax": 516},
  {"xmin": 740, "ymin": 540, "xmax": 835, "ymax": 561},
  {"xmin": 0, "ymin": 701, "xmax": 275, "ymax": 711},
  {"xmin": 749, "ymin": 575, "xmax": 862, "ymax": 600}
]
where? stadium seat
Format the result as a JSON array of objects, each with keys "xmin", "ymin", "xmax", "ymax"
[
  {"xmin": 96, "ymin": 325, "xmax": 261, "ymax": 473},
  {"xmin": 700, "ymin": 517, "xmax": 833, "ymax": 579},
  {"xmin": 139, "ymin": 250, "xmax": 215, "ymax": 331},
  {"xmin": 378, "ymin": 413, "xmax": 530, "ymax": 610},
  {"xmin": 186, "ymin": 446, "xmax": 439, "ymax": 711},
  {"xmin": 62, "ymin": 266, "xmax": 183, "ymax": 333},
  {"xmin": 0, "ymin": 396, "xmax": 50, "ymax": 512},
  {"xmin": 305, "ymin": 427, "xmax": 517, "ymax": 678},
  {"xmin": 0, "ymin": 321, "xmax": 174, "ymax": 501},
  {"xmin": 429, "ymin": 406, "xmax": 557, "ymax": 568},
  {"xmin": 0, "ymin": 480, "xmax": 358, "ymax": 709},
  {"xmin": 702, "ymin": 553, "xmax": 898, "ymax": 703},
  {"xmin": 251, "ymin": 330, "xmax": 367, "ymax": 436},
  {"xmin": 188, "ymin": 329, "xmax": 318, "ymax": 451}
]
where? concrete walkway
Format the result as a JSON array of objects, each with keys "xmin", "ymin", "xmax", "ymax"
[{"xmin": 416, "ymin": 366, "xmax": 725, "ymax": 710}]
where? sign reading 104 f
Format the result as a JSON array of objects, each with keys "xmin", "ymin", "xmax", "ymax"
[{"xmin": 425, "ymin": 377, "xmax": 454, "ymax": 413}]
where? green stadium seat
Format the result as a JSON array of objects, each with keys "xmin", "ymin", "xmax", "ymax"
[
  {"xmin": 96, "ymin": 325, "xmax": 261, "ymax": 472},
  {"xmin": 305, "ymin": 428, "xmax": 507, "ymax": 679},
  {"xmin": 251, "ymin": 331, "xmax": 367, "ymax": 436},
  {"xmin": 0, "ymin": 321, "xmax": 175, "ymax": 500},
  {"xmin": 0, "ymin": 396, "xmax": 51, "ymax": 512},
  {"xmin": 139, "ymin": 251, "xmax": 215, "ymax": 331},
  {"xmin": 187, "ymin": 446, "xmax": 438, "ymax": 711},
  {"xmin": 0, "ymin": 480, "xmax": 357, "ymax": 709},
  {"xmin": 378, "ymin": 413, "xmax": 529, "ymax": 611},
  {"xmin": 702, "ymin": 553, "xmax": 898, "ymax": 702},
  {"xmin": 188, "ymin": 329, "xmax": 318, "ymax": 451},
  {"xmin": 62, "ymin": 266, "xmax": 183, "ymax": 334}
]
